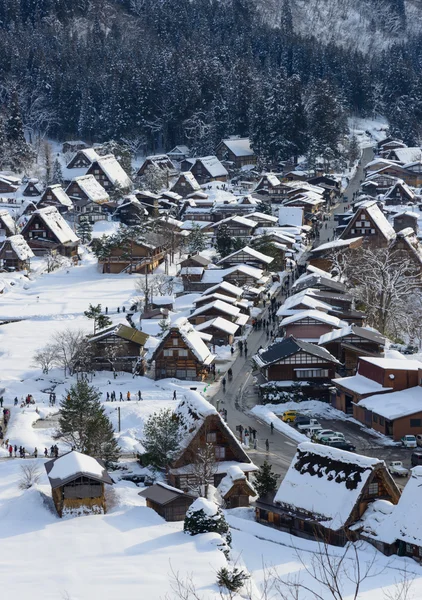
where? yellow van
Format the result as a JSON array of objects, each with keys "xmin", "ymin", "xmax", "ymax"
[{"xmin": 282, "ymin": 410, "xmax": 297, "ymax": 423}]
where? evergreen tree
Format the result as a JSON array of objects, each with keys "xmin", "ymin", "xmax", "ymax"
[
  {"xmin": 142, "ymin": 408, "xmax": 180, "ymax": 468},
  {"xmin": 184, "ymin": 498, "xmax": 232, "ymax": 550},
  {"xmin": 253, "ymin": 461, "xmax": 278, "ymax": 497},
  {"xmin": 77, "ymin": 216, "xmax": 93, "ymax": 244},
  {"xmin": 141, "ymin": 164, "xmax": 167, "ymax": 193},
  {"xmin": 51, "ymin": 158, "xmax": 64, "ymax": 184},
  {"xmin": 56, "ymin": 380, "xmax": 120, "ymax": 465},
  {"xmin": 348, "ymin": 135, "xmax": 360, "ymax": 165},
  {"xmin": 215, "ymin": 223, "xmax": 232, "ymax": 257},
  {"xmin": 84, "ymin": 303, "xmax": 112, "ymax": 333},
  {"xmin": 187, "ymin": 224, "xmax": 207, "ymax": 254}
]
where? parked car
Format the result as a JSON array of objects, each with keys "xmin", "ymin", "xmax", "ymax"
[
  {"xmin": 416, "ymin": 434, "xmax": 422, "ymax": 447},
  {"xmin": 294, "ymin": 416, "xmax": 312, "ymax": 428},
  {"xmin": 282, "ymin": 410, "xmax": 297, "ymax": 423},
  {"xmin": 411, "ymin": 452, "xmax": 422, "ymax": 467},
  {"xmin": 388, "ymin": 461, "xmax": 409, "ymax": 477},
  {"xmin": 401, "ymin": 435, "xmax": 417, "ymax": 448},
  {"xmin": 297, "ymin": 418, "xmax": 319, "ymax": 431},
  {"xmin": 306, "ymin": 424, "xmax": 323, "ymax": 437},
  {"xmin": 326, "ymin": 441, "xmax": 356, "ymax": 452},
  {"xmin": 403, "ymin": 345, "xmax": 418, "ymax": 355},
  {"xmin": 314, "ymin": 429, "xmax": 336, "ymax": 441},
  {"xmin": 319, "ymin": 435, "xmax": 346, "ymax": 444}
]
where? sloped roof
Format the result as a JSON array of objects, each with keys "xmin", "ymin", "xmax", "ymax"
[
  {"xmin": 46, "ymin": 185, "xmax": 73, "ymax": 208},
  {"xmin": 205, "ymin": 281, "xmax": 243, "ymax": 297},
  {"xmin": 333, "ymin": 373, "xmax": 392, "ymax": 395},
  {"xmin": 28, "ymin": 206, "xmax": 79, "ymax": 245},
  {"xmin": 164, "ymin": 318, "xmax": 214, "ymax": 365},
  {"xmin": 279, "ymin": 206, "xmax": 304, "ymax": 227},
  {"xmin": 254, "ymin": 336, "xmax": 340, "ymax": 368},
  {"xmin": 217, "ymin": 246, "xmax": 274, "ymax": 265},
  {"xmin": 319, "ymin": 324, "xmax": 385, "ymax": 346},
  {"xmin": 196, "ymin": 156, "xmax": 228, "ymax": 177},
  {"xmin": 171, "ymin": 171, "xmax": 201, "ymax": 191},
  {"xmin": 256, "ymin": 174, "xmax": 282, "ymax": 188},
  {"xmin": 311, "ymin": 237, "xmax": 363, "ymax": 254},
  {"xmin": 45, "ymin": 451, "xmax": 113, "ymax": 488},
  {"xmin": 0, "ymin": 209, "xmax": 16, "ymax": 234},
  {"xmin": 139, "ymin": 482, "xmax": 194, "ymax": 505},
  {"xmin": 89, "ymin": 323, "xmax": 149, "ymax": 346},
  {"xmin": 195, "ymin": 316, "xmax": 239, "ymax": 335},
  {"xmin": 393, "ymin": 147, "xmax": 422, "ymax": 165},
  {"xmin": 220, "ymin": 138, "xmax": 254, "ymax": 157},
  {"xmin": 359, "ymin": 386, "xmax": 422, "ymax": 420},
  {"xmin": 280, "ymin": 309, "xmax": 347, "ymax": 328},
  {"xmin": 93, "ymin": 155, "xmax": 132, "ymax": 189},
  {"xmin": 218, "ymin": 465, "xmax": 256, "ymax": 498},
  {"xmin": 189, "ymin": 299, "xmax": 241, "ymax": 319},
  {"xmin": 274, "ymin": 442, "xmax": 383, "ymax": 530},
  {"xmin": 2, "ymin": 234, "xmax": 34, "ymax": 260},
  {"xmin": 68, "ymin": 175, "xmax": 109, "ymax": 203}
]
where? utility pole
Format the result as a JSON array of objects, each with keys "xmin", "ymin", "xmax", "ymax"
[{"xmin": 116, "ymin": 406, "xmax": 121, "ymax": 432}]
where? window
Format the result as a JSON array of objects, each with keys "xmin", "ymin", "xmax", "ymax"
[
  {"xmin": 379, "ymin": 416, "xmax": 385, "ymax": 426},
  {"xmin": 215, "ymin": 446, "xmax": 226, "ymax": 459},
  {"xmin": 207, "ymin": 432, "xmax": 217, "ymax": 443},
  {"xmin": 163, "ymin": 349, "xmax": 173, "ymax": 357},
  {"xmin": 406, "ymin": 544, "xmax": 414, "ymax": 554},
  {"xmin": 373, "ymin": 414, "xmax": 378, "ymax": 423},
  {"xmin": 35, "ymin": 223, "xmax": 39, "ymax": 229},
  {"xmin": 410, "ymin": 418, "xmax": 422, "ymax": 427},
  {"xmin": 368, "ymin": 482, "xmax": 379, "ymax": 495},
  {"xmin": 351, "ymin": 229, "xmax": 355, "ymax": 234},
  {"xmin": 371, "ymin": 229, "xmax": 375, "ymax": 234},
  {"xmin": 178, "ymin": 349, "xmax": 188, "ymax": 357},
  {"xmin": 176, "ymin": 369, "xmax": 187, "ymax": 378},
  {"xmin": 295, "ymin": 369, "xmax": 329, "ymax": 378},
  {"xmin": 173, "ymin": 338, "xmax": 178, "ymax": 346}
]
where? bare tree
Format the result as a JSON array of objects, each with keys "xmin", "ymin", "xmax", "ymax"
[
  {"xmin": 33, "ymin": 344, "xmax": 56, "ymax": 374},
  {"xmin": 189, "ymin": 441, "xmax": 218, "ymax": 497},
  {"xmin": 52, "ymin": 328, "xmax": 87, "ymax": 376},
  {"xmin": 19, "ymin": 463, "xmax": 42, "ymax": 489},
  {"xmin": 45, "ymin": 250, "xmax": 62, "ymax": 274},
  {"xmin": 331, "ymin": 246, "xmax": 422, "ymax": 336}
]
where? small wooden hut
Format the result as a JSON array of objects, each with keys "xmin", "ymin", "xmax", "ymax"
[
  {"xmin": 45, "ymin": 451, "xmax": 113, "ymax": 517},
  {"xmin": 139, "ymin": 482, "xmax": 195, "ymax": 521}
]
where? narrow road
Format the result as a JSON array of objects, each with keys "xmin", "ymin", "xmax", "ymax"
[{"xmin": 210, "ymin": 146, "xmax": 374, "ymax": 477}]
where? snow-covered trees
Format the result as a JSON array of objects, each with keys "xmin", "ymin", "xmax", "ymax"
[
  {"xmin": 142, "ymin": 408, "xmax": 180, "ymax": 468},
  {"xmin": 215, "ymin": 224, "xmax": 232, "ymax": 258},
  {"xmin": 141, "ymin": 165, "xmax": 167, "ymax": 193},
  {"xmin": 184, "ymin": 498, "xmax": 231, "ymax": 549},
  {"xmin": 77, "ymin": 217, "xmax": 93, "ymax": 244},
  {"xmin": 56, "ymin": 380, "xmax": 120, "ymax": 465},
  {"xmin": 84, "ymin": 304, "xmax": 112, "ymax": 334},
  {"xmin": 51, "ymin": 158, "xmax": 64, "ymax": 185},
  {"xmin": 187, "ymin": 224, "xmax": 207, "ymax": 254},
  {"xmin": 253, "ymin": 461, "xmax": 278, "ymax": 497}
]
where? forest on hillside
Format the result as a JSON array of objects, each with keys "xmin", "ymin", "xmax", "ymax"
[{"xmin": 0, "ymin": 0, "xmax": 420, "ymax": 165}]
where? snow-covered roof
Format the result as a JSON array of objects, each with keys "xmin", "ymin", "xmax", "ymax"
[
  {"xmin": 217, "ymin": 246, "xmax": 274, "ymax": 265},
  {"xmin": 93, "ymin": 155, "xmax": 132, "ymax": 189},
  {"xmin": 247, "ymin": 212, "xmax": 278, "ymax": 223},
  {"xmin": 31, "ymin": 207, "xmax": 79, "ymax": 244},
  {"xmin": 205, "ymin": 281, "xmax": 243, "ymax": 297},
  {"xmin": 274, "ymin": 442, "xmax": 383, "ymax": 530},
  {"xmin": 67, "ymin": 148, "xmax": 99, "ymax": 167},
  {"xmin": 362, "ymin": 201, "xmax": 396, "ymax": 240},
  {"xmin": 218, "ymin": 465, "xmax": 256, "ymax": 498},
  {"xmin": 190, "ymin": 299, "xmax": 241, "ymax": 319},
  {"xmin": 211, "ymin": 215, "xmax": 257, "ymax": 229},
  {"xmin": 359, "ymin": 386, "xmax": 422, "ymax": 420},
  {"xmin": 393, "ymin": 147, "xmax": 422, "ymax": 165},
  {"xmin": 277, "ymin": 290, "xmax": 333, "ymax": 316},
  {"xmin": 194, "ymin": 293, "xmax": 237, "ymax": 306},
  {"xmin": 278, "ymin": 206, "xmax": 304, "ymax": 227},
  {"xmin": 333, "ymin": 373, "xmax": 392, "ymax": 395},
  {"xmin": 69, "ymin": 175, "xmax": 109, "ymax": 203},
  {"xmin": 285, "ymin": 181, "xmax": 325, "ymax": 195},
  {"xmin": 0, "ymin": 209, "xmax": 16, "ymax": 233},
  {"xmin": 196, "ymin": 156, "xmax": 228, "ymax": 178},
  {"xmin": 256, "ymin": 174, "xmax": 282, "ymax": 188},
  {"xmin": 360, "ymin": 357, "xmax": 422, "ymax": 370},
  {"xmin": 173, "ymin": 318, "xmax": 214, "ymax": 365},
  {"xmin": 195, "ymin": 316, "xmax": 239, "ymax": 336},
  {"xmin": 45, "ymin": 451, "xmax": 112, "ymax": 488},
  {"xmin": 180, "ymin": 267, "xmax": 204, "ymax": 276},
  {"xmin": 319, "ymin": 324, "xmax": 385, "ymax": 346},
  {"xmin": 168, "ymin": 145, "xmax": 190, "ymax": 155},
  {"xmin": 172, "ymin": 171, "xmax": 200, "ymax": 191},
  {"xmin": 174, "ymin": 392, "xmax": 218, "ymax": 452},
  {"xmin": 2, "ymin": 234, "xmax": 34, "ymax": 260},
  {"xmin": 47, "ymin": 185, "xmax": 73, "ymax": 207},
  {"xmin": 280, "ymin": 309, "xmax": 346, "ymax": 328},
  {"xmin": 311, "ymin": 237, "xmax": 363, "ymax": 253},
  {"xmin": 200, "ymin": 264, "xmax": 264, "ymax": 285},
  {"xmin": 221, "ymin": 137, "xmax": 254, "ymax": 157}
]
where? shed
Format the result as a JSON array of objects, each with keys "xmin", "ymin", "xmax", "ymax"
[
  {"xmin": 217, "ymin": 465, "xmax": 256, "ymax": 508},
  {"xmin": 45, "ymin": 451, "xmax": 113, "ymax": 517},
  {"xmin": 139, "ymin": 482, "xmax": 195, "ymax": 521}
]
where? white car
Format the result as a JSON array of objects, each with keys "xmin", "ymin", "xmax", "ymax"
[
  {"xmin": 401, "ymin": 435, "xmax": 417, "ymax": 448},
  {"xmin": 314, "ymin": 429, "xmax": 336, "ymax": 440}
]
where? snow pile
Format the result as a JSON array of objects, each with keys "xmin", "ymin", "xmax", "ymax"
[{"xmin": 187, "ymin": 497, "xmax": 219, "ymax": 518}]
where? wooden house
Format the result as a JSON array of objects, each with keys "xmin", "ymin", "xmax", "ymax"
[
  {"xmin": 255, "ymin": 442, "xmax": 400, "ymax": 546},
  {"xmin": 99, "ymin": 239, "xmax": 165, "ymax": 274},
  {"xmin": 133, "ymin": 190, "xmax": 160, "ymax": 217},
  {"xmin": 246, "ymin": 212, "xmax": 278, "ymax": 228},
  {"xmin": 45, "ymin": 451, "xmax": 113, "ymax": 517},
  {"xmin": 139, "ymin": 482, "xmax": 195, "ymax": 521},
  {"xmin": 371, "ymin": 164, "xmax": 418, "ymax": 187},
  {"xmin": 319, "ymin": 324, "xmax": 385, "ymax": 375},
  {"xmin": 387, "ymin": 146, "xmax": 421, "ymax": 165},
  {"xmin": 149, "ymin": 319, "xmax": 215, "ymax": 380},
  {"xmin": 188, "ymin": 298, "xmax": 245, "ymax": 326},
  {"xmin": 167, "ymin": 393, "xmax": 255, "ymax": 490},
  {"xmin": 62, "ymin": 140, "xmax": 88, "ymax": 154},
  {"xmin": 308, "ymin": 237, "xmax": 363, "ymax": 272},
  {"xmin": 279, "ymin": 310, "xmax": 347, "ymax": 341},
  {"xmin": 171, "ymin": 172, "xmax": 201, "ymax": 198},
  {"xmin": 179, "ymin": 253, "xmax": 212, "ymax": 270},
  {"xmin": 190, "ymin": 156, "xmax": 228, "ymax": 184},
  {"xmin": 21, "ymin": 206, "xmax": 79, "ymax": 257},
  {"xmin": 217, "ymin": 246, "xmax": 273, "ymax": 270},
  {"xmin": 340, "ymin": 200, "xmax": 396, "ymax": 247},
  {"xmin": 66, "ymin": 147, "xmax": 100, "ymax": 169},
  {"xmin": 292, "ymin": 272, "xmax": 347, "ymax": 295},
  {"xmin": 332, "ymin": 356, "xmax": 422, "ymax": 416},
  {"xmin": 22, "ymin": 179, "xmax": 42, "ymax": 197},
  {"xmin": 0, "ymin": 234, "xmax": 34, "ymax": 271},
  {"xmin": 112, "ymin": 196, "xmax": 147, "ymax": 227},
  {"xmin": 167, "ymin": 145, "xmax": 191, "ymax": 162},
  {"xmin": 254, "ymin": 174, "xmax": 282, "ymax": 195},
  {"xmin": 38, "ymin": 185, "xmax": 73, "ymax": 214},
  {"xmin": 195, "ymin": 317, "xmax": 239, "ymax": 346},
  {"xmin": 254, "ymin": 336, "xmax": 340, "ymax": 398},
  {"xmin": 215, "ymin": 138, "xmax": 256, "ymax": 169},
  {"xmin": 217, "ymin": 465, "xmax": 256, "ymax": 508},
  {"xmin": 88, "ymin": 323, "xmax": 149, "ymax": 374},
  {"xmin": 137, "ymin": 154, "xmax": 175, "ymax": 177},
  {"xmin": 210, "ymin": 216, "xmax": 257, "ymax": 239},
  {"xmin": 0, "ymin": 209, "xmax": 16, "ymax": 237},
  {"xmin": 87, "ymin": 154, "xmax": 132, "ymax": 193},
  {"xmin": 383, "ymin": 181, "xmax": 415, "ymax": 206},
  {"xmin": 392, "ymin": 211, "xmax": 418, "ymax": 234},
  {"xmin": 389, "ymin": 227, "xmax": 422, "ymax": 271},
  {"xmin": 66, "ymin": 175, "xmax": 110, "ymax": 205},
  {"xmin": 0, "ymin": 175, "xmax": 19, "ymax": 193},
  {"xmin": 203, "ymin": 281, "xmax": 243, "ymax": 299}
]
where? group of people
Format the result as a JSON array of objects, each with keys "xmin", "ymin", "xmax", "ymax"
[
  {"xmin": 105, "ymin": 390, "xmax": 143, "ymax": 401},
  {"xmin": 48, "ymin": 392, "xmax": 57, "ymax": 405}
]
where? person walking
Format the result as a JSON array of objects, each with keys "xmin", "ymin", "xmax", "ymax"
[
  {"xmin": 138, "ymin": 390, "xmax": 142, "ymax": 401},
  {"xmin": 265, "ymin": 439, "xmax": 269, "ymax": 452},
  {"xmin": 119, "ymin": 392, "xmax": 123, "ymax": 401},
  {"xmin": 33, "ymin": 447, "xmax": 38, "ymax": 458},
  {"xmin": 0, "ymin": 396, "xmax": 3, "ymax": 407},
  {"xmin": 14, "ymin": 444, "xmax": 17, "ymax": 457},
  {"xmin": 127, "ymin": 391, "xmax": 131, "ymax": 401},
  {"xmin": 173, "ymin": 390, "xmax": 177, "ymax": 400},
  {"xmin": 253, "ymin": 438, "xmax": 257, "ymax": 450},
  {"xmin": 222, "ymin": 377, "xmax": 226, "ymax": 392},
  {"xmin": 106, "ymin": 392, "xmax": 110, "ymax": 401},
  {"xmin": 270, "ymin": 422, "xmax": 274, "ymax": 434},
  {"xmin": 8, "ymin": 444, "xmax": 12, "ymax": 457},
  {"xmin": 44, "ymin": 448, "xmax": 48, "ymax": 458}
]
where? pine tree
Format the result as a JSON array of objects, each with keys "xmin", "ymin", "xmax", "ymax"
[
  {"xmin": 187, "ymin": 224, "xmax": 207, "ymax": 254},
  {"xmin": 215, "ymin": 223, "xmax": 232, "ymax": 258},
  {"xmin": 51, "ymin": 158, "xmax": 64, "ymax": 184},
  {"xmin": 184, "ymin": 498, "xmax": 232, "ymax": 550},
  {"xmin": 348, "ymin": 135, "xmax": 360, "ymax": 165},
  {"xmin": 253, "ymin": 461, "xmax": 278, "ymax": 497},
  {"xmin": 84, "ymin": 303, "xmax": 112, "ymax": 334},
  {"xmin": 141, "ymin": 164, "xmax": 167, "ymax": 193},
  {"xmin": 142, "ymin": 408, "xmax": 180, "ymax": 468},
  {"xmin": 56, "ymin": 380, "xmax": 120, "ymax": 465},
  {"xmin": 77, "ymin": 216, "xmax": 93, "ymax": 244}
]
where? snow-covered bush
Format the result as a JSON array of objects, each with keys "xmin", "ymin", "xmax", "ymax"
[{"xmin": 184, "ymin": 498, "xmax": 231, "ymax": 555}]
